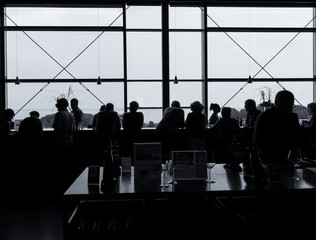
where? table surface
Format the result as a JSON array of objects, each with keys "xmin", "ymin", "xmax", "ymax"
[{"xmin": 64, "ymin": 164, "xmax": 316, "ymax": 199}]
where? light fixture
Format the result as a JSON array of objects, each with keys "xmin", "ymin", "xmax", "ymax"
[
  {"xmin": 248, "ymin": 75, "xmax": 252, "ymax": 84},
  {"xmin": 174, "ymin": 75, "xmax": 178, "ymax": 84},
  {"xmin": 15, "ymin": 76, "xmax": 20, "ymax": 85},
  {"xmin": 97, "ymin": 76, "xmax": 101, "ymax": 85}
]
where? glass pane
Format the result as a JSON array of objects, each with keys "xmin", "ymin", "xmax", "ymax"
[
  {"xmin": 8, "ymin": 82, "xmax": 124, "ymax": 127},
  {"xmin": 170, "ymin": 82, "xmax": 203, "ymax": 109},
  {"xmin": 207, "ymin": 81, "xmax": 312, "ymax": 113},
  {"xmin": 208, "ymin": 32, "xmax": 313, "ymax": 78},
  {"xmin": 127, "ymin": 82, "xmax": 162, "ymax": 107},
  {"xmin": 207, "ymin": 7, "xmax": 313, "ymax": 28},
  {"xmin": 169, "ymin": 32, "xmax": 202, "ymax": 79},
  {"xmin": 140, "ymin": 109, "xmax": 163, "ymax": 127},
  {"xmin": 127, "ymin": 32, "xmax": 162, "ymax": 79},
  {"xmin": 169, "ymin": 7, "xmax": 202, "ymax": 29},
  {"xmin": 126, "ymin": 6, "xmax": 161, "ymax": 29},
  {"xmin": 5, "ymin": 7, "xmax": 123, "ymax": 26},
  {"xmin": 6, "ymin": 31, "xmax": 123, "ymax": 79}
]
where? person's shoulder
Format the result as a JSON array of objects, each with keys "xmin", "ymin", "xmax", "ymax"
[{"xmin": 255, "ymin": 109, "xmax": 262, "ymax": 114}]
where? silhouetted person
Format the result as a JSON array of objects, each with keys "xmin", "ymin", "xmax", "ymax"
[
  {"xmin": 53, "ymin": 98, "xmax": 75, "ymax": 148},
  {"xmin": 18, "ymin": 110, "xmax": 43, "ymax": 146},
  {"xmin": 155, "ymin": 100, "xmax": 185, "ymax": 162},
  {"xmin": 185, "ymin": 101, "xmax": 207, "ymax": 150},
  {"xmin": 211, "ymin": 107, "xmax": 241, "ymax": 170},
  {"xmin": 251, "ymin": 90, "xmax": 300, "ymax": 182},
  {"xmin": 122, "ymin": 101, "xmax": 144, "ymax": 161},
  {"xmin": 70, "ymin": 98, "xmax": 83, "ymax": 130},
  {"xmin": 0, "ymin": 108, "xmax": 15, "ymax": 186},
  {"xmin": 95, "ymin": 102, "xmax": 121, "ymax": 152},
  {"xmin": 0, "ymin": 108, "xmax": 15, "ymax": 148},
  {"xmin": 52, "ymin": 98, "xmax": 76, "ymax": 193},
  {"xmin": 15, "ymin": 111, "xmax": 47, "ymax": 193},
  {"xmin": 242, "ymin": 99, "xmax": 261, "ymax": 171},
  {"xmin": 209, "ymin": 103, "xmax": 221, "ymax": 127},
  {"xmin": 299, "ymin": 102, "xmax": 316, "ymax": 159},
  {"xmin": 244, "ymin": 99, "xmax": 261, "ymax": 129},
  {"xmin": 92, "ymin": 104, "xmax": 105, "ymax": 130}
]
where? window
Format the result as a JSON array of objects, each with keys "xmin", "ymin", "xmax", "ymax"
[{"xmin": 2, "ymin": 2, "xmax": 316, "ymax": 128}]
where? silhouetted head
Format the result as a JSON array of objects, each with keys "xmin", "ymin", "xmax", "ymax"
[
  {"xmin": 190, "ymin": 101, "xmax": 204, "ymax": 113},
  {"xmin": 274, "ymin": 90, "xmax": 294, "ymax": 113},
  {"xmin": 70, "ymin": 98, "xmax": 79, "ymax": 109},
  {"xmin": 210, "ymin": 103, "xmax": 220, "ymax": 113},
  {"xmin": 56, "ymin": 98, "xmax": 69, "ymax": 111},
  {"xmin": 171, "ymin": 100, "xmax": 180, "ymax": 108},
  {"xmin": 221, "ymin": 107, "xmax": 232, "ymax": 118},
  {"xmin": 244, "ymin": 99, "xmax": 256, "ymax": 113},
  {"xmin": 129, "ymin": 101, "xmax": 139, "ymax": 112},
  {"xmin": 105, "ymin": 103, "xmax": 114, "ymax": 112},
  {"xmin": 307, "ymin": 102, "xmax": 316, "ymax": 116},
  {"xmin": 3, "ymin": 108, "xmax": 15, "ymax": 121},
  {"xmin": 30, "ymin": 111, "xmax": 40, "ymax": 118},
  {"xmin": 99, "ymin": 105, "xmax": 106, "ymax": 111}
]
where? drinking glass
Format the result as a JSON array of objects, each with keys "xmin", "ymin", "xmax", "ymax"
[
  {"xmin": 160, "ymin": 163, "xmax": 169, "ymax": 188},
  {"xmin": 205, "ymin": 162, "xmax": 216, "ymax": 183}
]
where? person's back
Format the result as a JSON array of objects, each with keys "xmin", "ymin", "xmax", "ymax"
[
  {"xmin": 122, "ymin": 101, "xmax": 144, "ymax": 160},
  {"xmin": 156, "ymin": 100, "xmax": 185, "ymax": 133},
  {"xmin": 209, "ymin": 103, "xmax": 221, "ymax": 127},
  {"xmin": 156, "ymin": 100, "xmax": 185, "ymax": 161},
  {"xmin": 253, "ymin": 90, "xmax": 300, "ymax": 166},
  {"xmin": 95, "ymin": 103, "xmax": 121, "ymax": 150},
  {"xmin": 185, "ymin": 101, "xmax": 207, "ymax": 150},
  {"xmin": 213, "ymin": 107, "xmax": 240, "ymax": 144},
  {"xmin": 70, "ymin": 98, "xmax": 83, "ymax": 130},
  {"xmin": 92, "ymin": 105, "xmax": 105, "ymax": 130},
  {"xmin": 211, "ymin": 107, "xmax": 240, "ymax": 169},
  {"xmin": 123, "ymin": 101, "xmax": 144, "ymax": 137},
  {"xmin": 53, "ymin": 98, "xmax": 75, "ymax": 148},
  {"xmin": 18, "ymin": 111, "xmax": 43, "ymax": 145}
]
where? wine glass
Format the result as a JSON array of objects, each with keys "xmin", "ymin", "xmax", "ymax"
[
  {"xmin": 160, "ymin": 163, "xmax": 169, "ymax": 188},
  {"xmin": 205, "ymin": 161, "xmax": 216, "ymax": 183}
]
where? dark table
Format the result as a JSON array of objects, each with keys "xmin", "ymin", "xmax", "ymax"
[{"xmin": 63, "ymin": 164, "xmax": 316, "ymax": 236}]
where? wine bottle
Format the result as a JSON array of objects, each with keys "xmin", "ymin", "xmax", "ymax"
[{"xmin": 101, "ymin": 142, "xmax": 115, "ymax": 191}]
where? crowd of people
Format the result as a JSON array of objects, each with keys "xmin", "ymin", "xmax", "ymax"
[{"xmin": 1, "ymin": 90, "xmax": 316, "ymax": 187}]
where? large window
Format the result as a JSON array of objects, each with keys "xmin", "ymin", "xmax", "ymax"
[{"xmin": 2, "ymin": 2, "xmax": 316, "ymax": 128}]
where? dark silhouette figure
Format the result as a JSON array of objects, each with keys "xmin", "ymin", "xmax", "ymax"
[
  {"xmin": 155, "ymin": 100, "xmax": 185, "ymax": 162},
  {"xmin": 0, "ymin": 108, "xmax": 15, "ymax": 147},
  {"xmin": 95, "ymin": 103, "xmax": 121, "ymax": 151},
  {"xmin": 211, "ymin": 107, "xmax": 241, "ymax": 170},
  {"xmin": 52, "ymin": 98, "xmax": 76, "ymax": 193},
  {"xmin": 299, "ymin": 102, "xmax": 316, "ymax": 159},
  {"xmin": 121, "ymin": 101, "xmax": 144, "ymax": 162},
  {"xmin": 18, "ymin": 110, "xmax": 43, "ymax": 145},
  {"xmin": 251, "ymin": 90, "xmax": 300, "ymax": 182},
  {"xmin": 14, "ymin": 111, "xmax": 48, "ymax": 194},
  {"xmin": 70, "ymin": 98, "xmax": 84, "ymax": 130},
  {"xmin": 242, "ymin": 99, "xmax": 261, "ymax": 171},
  {"xmin": 92, "ymin": 104, "xmax": 106, "ymax": 130},
  {"xmin": 244, "ymin": 99, "xmax": 261, "ymax": 129},
  {"xmin": 185, "ymin": 101, "xmax": 207, "ymax": 150},
  {"xmin": 209, "ymin": 103, "xmax": 221, "ymax": 127},
  {"xmin": 1, "ymin": 109, "xmax": 15, "ymax": 190},
  {"xmin": 53, "ymin": 98, "xmax": 75, "ymax": 148}
]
